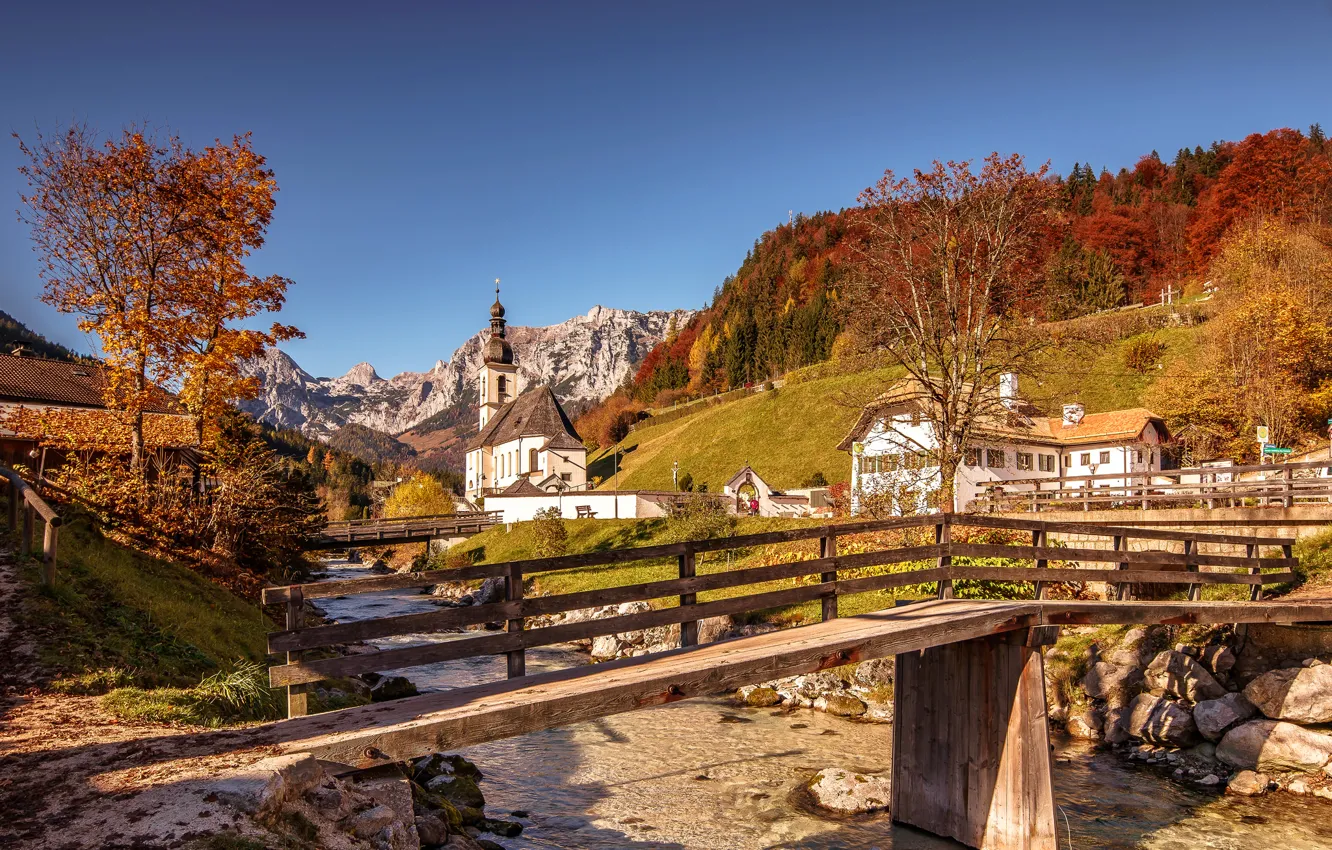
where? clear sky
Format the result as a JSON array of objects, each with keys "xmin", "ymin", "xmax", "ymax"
[{"xmin": 2, "ymin": 1, "xmax": 1330, "ymax": 378}]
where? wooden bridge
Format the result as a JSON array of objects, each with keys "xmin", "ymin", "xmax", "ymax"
[
  {"xmin": 262, "ymin": 513, "xmax": 1332, "ymax": 850},
  {"xmin": 309, "ymin": 511, "xmax": 501, "ymax": 550}
]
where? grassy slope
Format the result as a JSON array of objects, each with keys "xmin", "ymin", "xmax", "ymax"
[
  {"xmin": 14, "ymin": 514, "xmax": 271, "ymax": 690},
  {"xmin": 590, "ymin": 322, "xmax": 1208, "ymax": 497},
  {"xmin": 587, "ymin": 366, "xmax": 902, "ymax": 493}
]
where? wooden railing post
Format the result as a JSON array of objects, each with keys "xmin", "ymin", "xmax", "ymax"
[
  {"xmin": 506, "ymin": 563, "xmax": 526, "ymax": 677},
  {"xmin": 22, "ymin": 503, "xmax": 34, "ymax": 556},
  {"xmin": 42, "ymin": 521, "xmax": 57, "ymax": 586},
  {"xmin": 1185, "ymin": 539, "xmax": 1201, "ymax": 602},
  {"xmin": 1032, "ymin": 527, "xmax": 1048, "ymax": 600},
  {"xmin": 935, "ymin": 515, "xmax": 953, "ymax": 599},
  {"xmin": 1247, "ymin": 542, "xmax": 1262, "ymax": 602},
  {"xmin": 286, "ymin": 586, "xmax": 308, "ymax": 718},
  {"xmin": 820, "ymin": 532, "xmax": 838, "ymax": 622},
  {"xmin": 1114, "ymin": 533, "xmax": 1131, "ymax": 601},
  {"xmin": 1140, "ymin": 473, "xmax": 1149, "ymax": 510},
  {"xmin": 677, "ymin": 547, "xmax": 699, "ymax": 647},
  {"xmin": 1282, "ymin": 466, "xmax": 1294, "ymax": 508}
]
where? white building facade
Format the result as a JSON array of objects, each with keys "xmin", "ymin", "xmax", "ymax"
[
  {"xmin": 839, "ymin": 378, "xmax": 1167, "ymax": 514},
  {"xmin": 464, "ymin": 292, "xmax": 589, "ymax": 501}
]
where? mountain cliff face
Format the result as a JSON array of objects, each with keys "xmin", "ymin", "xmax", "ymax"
[{"xmin": 239, "ymin": 306, "xmax": 693, "ymax": 441}]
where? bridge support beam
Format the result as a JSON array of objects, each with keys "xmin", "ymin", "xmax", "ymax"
[{"xmin": 892, "ymin": 629, "xmax": 1057, "ymax": 850}]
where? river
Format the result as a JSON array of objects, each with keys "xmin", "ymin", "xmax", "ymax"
[{"xmin": 315, "ymin": 560, "xmax": 1332, "ymax": 849}]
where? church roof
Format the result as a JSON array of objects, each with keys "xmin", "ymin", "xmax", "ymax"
[
  {"xmin": 467, "ymin": 385, "xmax": 584, "ymax": 451},
  {"xmin": 497, "ymin": 478, "xmax": 546, "ymax": 497}
]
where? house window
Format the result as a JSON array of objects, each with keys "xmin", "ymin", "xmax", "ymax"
[
  {"xmin": 965, "ymin": 448, "xmax": 980, "ymax": 467},
  {"xmin": 560, "ymin": 472, "xmax": 571, "ymax": 482},
  {"xmin": 1079, "ymin": 452, "xmax": 1091, "ymax": 466},
  {"xmin": 1064, "ymin": 454, "xmax": 1071, "ymax": 467},
  {"xmin": 1099, "ymin": 450, "xmax": 1111, "ymax": 464},
  {"xmin": 1016, "ymin": 452, "xmax": 1033, "ymax": 471},
  {"xmin": 1039, "ymin": 454, "xmax": 1055, "ymax": 473},
  {"xmin": 1133, "ymin": 449, "xmax": 1144, "ymax": 464},
  {"xmin": 529, "ymin": 448, "xmax": 539, "ymax": 472},
  {"xmin": 497, "ymin": 375, "xmax": 507, "ymax": 400},
  {"xmin": 986, "ymin": 449, "xmax": 1005, "ymax": 469}
]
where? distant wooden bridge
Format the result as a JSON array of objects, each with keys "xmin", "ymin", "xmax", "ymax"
[
  {"xmin": 256, "ymin": 513, "xmax": 1332, "ymax": 849},
  {"xmin": 308, "ymin": 511, "xmax": 501, "ymax": 550}
]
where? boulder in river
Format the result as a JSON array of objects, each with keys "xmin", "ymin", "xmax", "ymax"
[
  {"xmin": 1226, "ymin": 770, "xmax": 1271, "ymax": 797},
  {"xmin": 1216, "ymin": 719, "xmax": 1332, "ymax": 774},
  {"xmin": 1067, "ymin": 706, "xmax": 1103, "ymax": 740},
  {"xmin": 368, "ymin": 675, "xmax": 419, "ymax": 702},
  {"xmin": 1082, "ymin": 661, "xmax": 1143, "ymax": 701},
  {"xmin": 737, "ymin": 685, "xmax": 783, "ymax": 707},
  {"xmin": 1144, "ymin": 650, "xmax": 1226, "ymax": 703},
  {"xmin": 806, "ymin": 768, "xmax": 891, "ymax": 814},
  {"xmin": 814, "ymin": 694, "xmax": 867, "ymax": 718},
  {"xmin": 1243, "ymin": 665, "xmax": 1332, "ymax": 724},
  {"xmin": 1127, "ymin": 693, "xmax": 1201, "ymax": 748},
  {"xmin": 1193, "ymin": 692, "xmax": 1257, "ymax": 742}
]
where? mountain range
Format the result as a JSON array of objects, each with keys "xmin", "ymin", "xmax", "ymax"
[{"xmin": 239, "ymin": 305, "xmax": 693, "ymax": 467}]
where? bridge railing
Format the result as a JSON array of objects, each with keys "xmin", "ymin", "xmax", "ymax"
[
  {"xmin": 1, "ymin": 464, "xmax": 62, "ymax": 585},
  {"xmin": 315, "ymin": 511, "xmax": 502, "ymax": 546},
  {"xmin": 967, "ymin": 459, "xmax": 1332, "ymax": 513},
  {"xmin": 262, "ymin": 513, "xmax": 1297, "ymax": 717}
]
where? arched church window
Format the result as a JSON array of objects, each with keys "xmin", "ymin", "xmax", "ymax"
[
  {"xmin": 529, "ymin": 448, "xmax": 539, "ymax": 472},
  {"xmin": 497, "ymin": 375, "xmax": 507, "ymax": 401}
]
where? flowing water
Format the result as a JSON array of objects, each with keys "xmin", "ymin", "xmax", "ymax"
[{"xmin": 316, "ymin": 561, "xmax": 1332, "ymax": 849}]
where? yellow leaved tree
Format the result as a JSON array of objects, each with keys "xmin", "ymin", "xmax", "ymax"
[{"xmin": 383, "ymin": 474, "xmax": 456, "ymax": 518}]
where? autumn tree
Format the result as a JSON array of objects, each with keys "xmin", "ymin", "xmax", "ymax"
[
  {"xmin": 16, "ymin": 126, "xmax": 200, "ymax": 468},
  {"xmin": 175, "ymin": 136, "xmax": 301, "ymax": 445},
  {"xmin": 14, "ymin": 126, "xmax": 299, "ymax": 465},
  {"xmin": 384, "ymin": 474, "xmax": 456, "ymax": 518},
  {"xmin": 846, "ymin": 153, "xmax": 1057, "ymax": 509}
]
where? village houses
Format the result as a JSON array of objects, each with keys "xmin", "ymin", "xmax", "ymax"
[{"xmin": 837, "ymin": 374, "xmax": 1168, "ymax": 514}]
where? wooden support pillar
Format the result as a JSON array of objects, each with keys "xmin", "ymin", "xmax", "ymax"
[
  {"xmin": 819, "ymin": 532, "xmax": 838, "ymax": 622},
  {"xmin": 892, "ymin": 630, "xmax": 1057, "ymax": 850},
  {"xmin": 286, "ymin": 587, "xmax": 309, "ymax": 718},
  {"xmin": 506, "ymin": 563, "xmax": 526, "ymax": 677},
  {"xmin": 935, "ymin": 516, "xmax": 953, "ymax": 600},
  {"xmin": 1282, "ymin": 466, "xmax": 1294, "ymax": 508},
  {"xmin": 679, "ymin": 549, "xmax": 698, "ymax": 647}
]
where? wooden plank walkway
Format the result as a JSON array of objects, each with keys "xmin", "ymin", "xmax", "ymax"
[{"xmin": 267, "ymin": 597, "xmax": 1332, "ymax": 769}]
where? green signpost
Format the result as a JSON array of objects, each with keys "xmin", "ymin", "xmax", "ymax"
[{"xmin": 1263, "ymin": 446, "xmax": 1293, "ymax": 455}]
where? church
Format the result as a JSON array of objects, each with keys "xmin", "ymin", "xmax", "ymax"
[{"xmin": 464, "ymin": 288, "xmax": 588, "ymax": 501}]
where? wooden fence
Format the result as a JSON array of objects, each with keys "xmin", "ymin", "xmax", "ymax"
[
  {"xmin": 315, "ymin": 511, "xmax": 502, "ymax": 547},
  {"xmin": 968, "ymin": 459, "xmax": 1332, "ymax": 513},
  {"xmin": 263, "ymin": 513, "xmax": 1296, "ymax": 718},
  {"xmin": 1, "ymin": 464, "xmax": 62, "ymax": 585}
]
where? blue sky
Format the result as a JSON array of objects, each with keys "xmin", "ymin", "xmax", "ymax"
[{"xmin": 2, "ymin": 1, "xmax": 1330, "ymax": 378}]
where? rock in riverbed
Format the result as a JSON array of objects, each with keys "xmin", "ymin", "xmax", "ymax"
[
  {"xmin": 1243, "ymin": 665, "xmax": 1332, "ymax": 724},
  {"xmin": 806, "ymin": 768, "xmax": 891, "ymax": 814}
]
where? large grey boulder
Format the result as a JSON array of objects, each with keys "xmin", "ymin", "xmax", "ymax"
[
  {"xmin": 806, "ymin": 768, "xmax": 892, "ymax": 814},
  {"xmin": 1201, "ymin": 645, "xmax": 1237, "ymax": 676},
  {"xmin": 853, "ymin": 658, "xmax": 894, "ymax": 687},
  {"xmin": 1103, "ymin": 704, "xmax": 1132, "ymax": 745},
  {"xmin": 1127, "ymin": 693, "xmax": 1201, "ymax": 747},
  {"xmin": 1193, "ymin": 693, "xmax": 1257, "ymax": 742},
  {"xmin": 1144, "ymin": 651, "xmax": 1226, "ymax": 702},
  {"xmin": 1216, "ymin": 720, "xmax": 1332, "ymax": 774},
  {"xmin": 1243, "ymin": 665, "xmax": 1332, "ymax": 724},
  {"xmin": 1066, "ymin": 706, "xmax": 1103, "ymax": 740},
  {"xmin": 815, "ymin": 694, "xmax": 867, "ymax": 717},
  {"xmin": 1082, "ymin": 661, "xmax": 1144, "ymax": 701}
]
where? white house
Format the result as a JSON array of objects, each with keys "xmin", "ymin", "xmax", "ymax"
[
  {"xmin": 836, "ymin": 375, "xmax": 1168, "ymax": 513},
  {"xmin": 463, "ymin": 290, "xmax": 588, "ymax": 500}
]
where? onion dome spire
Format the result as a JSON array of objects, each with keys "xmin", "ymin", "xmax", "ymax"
[{"xmin": 484, "ymin": 278, "xmax": 514, "ymax": 365}]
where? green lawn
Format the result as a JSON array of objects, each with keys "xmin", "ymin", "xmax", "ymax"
[
  {"xmin": 12, "ymin": 512, "xmax": 272, "ymax": 691},
  {"xmin": 587, "ymin": 366, "xmax": 902, "ymax": 493}
]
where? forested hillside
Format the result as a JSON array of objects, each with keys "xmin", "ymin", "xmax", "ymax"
[{"xmin": 579, "ymin": 125, "xmax": 1332, "ymax": 449}]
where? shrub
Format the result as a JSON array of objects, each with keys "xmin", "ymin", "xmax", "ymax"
[
  {"xmin": 531, "ymin": 507, "xmax": 568, "ymax": 558},
  {"xmin": 802, "ymin": 471, "xmax": 828, "ymax": 487},
  {"xmin": 677, "ymin": 472, "xmax": 694, "ymax": 492},
  {"xmin": 1123, "ymin": 335, "xmax": 1166, "ymax": 373},
  {"xmin": 664, "ymin": 494, "xmax": 735, "ymax": 543}
]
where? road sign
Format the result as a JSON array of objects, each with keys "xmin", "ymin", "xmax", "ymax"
[
  {"xmin": 1263, "ymin": 446, "xmax": 1293, "ymax": 455},
  {"xmin": 1256, "ymin": 426, "xmax": 1269, "ymax": 443}
]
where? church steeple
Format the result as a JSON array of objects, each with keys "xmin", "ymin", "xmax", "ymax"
[{"xmin": 478, "ymin": 279, "xmax": 517, "ymax": 429}]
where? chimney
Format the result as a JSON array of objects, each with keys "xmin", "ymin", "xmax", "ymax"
[
  {"xmin": 1062, "ymin": 403, "xmax": 1085, "ymax": 427},
  {"xmin": 999, "ymin": 372, "xmax": 1019, "ymax": 410}
]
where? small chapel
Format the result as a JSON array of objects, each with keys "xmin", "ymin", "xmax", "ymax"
[{"xmin": 463, "ymin": 285, "xmax": 588, "ymax": 501}]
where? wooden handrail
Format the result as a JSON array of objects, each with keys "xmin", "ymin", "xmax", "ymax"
[
  {"xmin": 264, "ymin": 514, "xmax": 1298, "ymax": 710},
  {"xmin": 2, "ymin": 464, "xmax": 62, "ymax": 585},
  {"xmin": 324, "ymin": 510, "xmax": 500, "ymax": 530},
  {"xmin": 989, "ymin": 458, "xmax": 1331, "ymax": 490}
]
